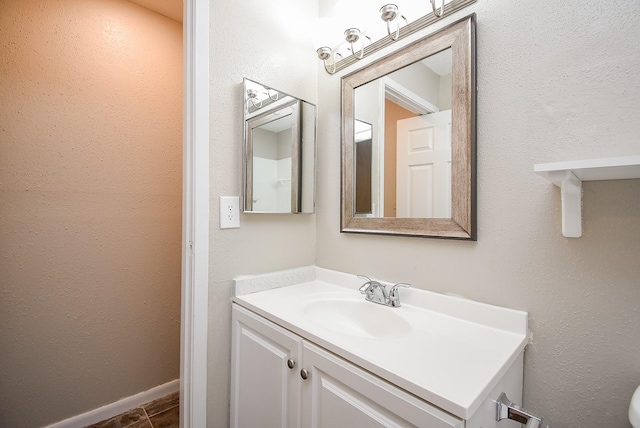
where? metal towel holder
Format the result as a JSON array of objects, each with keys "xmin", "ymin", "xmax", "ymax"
[{"xmin": 496, "ymin": 392, "xmax": 543, "ymax": 428}]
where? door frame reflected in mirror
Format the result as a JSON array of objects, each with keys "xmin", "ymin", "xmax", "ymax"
[
  {"xmin": 245, "ymin": 99, "xmax": 300, "ymax": 212},
  {"xmin": 341, "ymin": 14, "xmax": 476, "ymax": 239}
]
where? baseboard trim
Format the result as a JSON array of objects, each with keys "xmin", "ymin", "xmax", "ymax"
[{"xmin": 45, "ymin": 379, "xmax": 180, "ymax": 428}]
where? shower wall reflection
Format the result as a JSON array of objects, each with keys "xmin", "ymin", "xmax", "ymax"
[{"xmin": 243, "ymin": 78, "xmax": 316, "ymax": 214}]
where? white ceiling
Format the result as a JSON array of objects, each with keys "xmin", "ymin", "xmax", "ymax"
[{"xmin": 127, "ymin": 0, "xmax": 183, "ymax": 23}]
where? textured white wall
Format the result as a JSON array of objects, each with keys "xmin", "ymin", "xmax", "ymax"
[
  {"xmin": 316, "ymin": 1, "xmax": 640, "ymax": 427},
  {"xmin": 0, "ymin": 1, "xmax": 182, "ymax": 426},
  {"xmin": 206, "ymin": 0, "xmax": 319, "ymax": 425}
]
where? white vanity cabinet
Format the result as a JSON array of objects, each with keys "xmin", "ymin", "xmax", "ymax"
[
  {"xmin": 231, "ymin": 304, "xmax": 463, "ymax": 428},
  {"xmin": 300, "ymin": 340, "xmax": 464, "ymax": 428},
  {"xmin": 232, "ymin": 267, "xmax": 529, "ymax": 428},
  {"xmin": 231, "ymin": 304, "xmax": 303, "ymax": 427}
]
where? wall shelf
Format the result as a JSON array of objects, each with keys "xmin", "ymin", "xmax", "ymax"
[{"xmin": 534, "ymin": 155, "xmax": 640, "ymax": 238}]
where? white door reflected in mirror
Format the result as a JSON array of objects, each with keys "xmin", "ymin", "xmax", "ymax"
[
  {"xmin": 353, "ymin": 48, "xmax": 452, "ymax": 219},
  {"xmin": 396, "ymin": 111, "xmax": 451, "ymax": 218}
]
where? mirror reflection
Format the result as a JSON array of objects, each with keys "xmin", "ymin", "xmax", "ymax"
[
  {"xmin": 354, "ymin": 120, "xmax": 373, "ymax": 214},
  {"xmin": 243, "ymin": 78, "xmax": 316, "ymax": 214},
  {"xmin": 353, "ymin": 48, "xmax": 452, "ymax": 219}
]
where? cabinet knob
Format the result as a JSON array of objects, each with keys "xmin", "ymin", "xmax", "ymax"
[
  {"xmin": 287, "ymin": 359, "xmax": 295, "ymax": 369},
  {"xmin": 300, "ymin": 369, "xmax": 310, "ymax": 380}
]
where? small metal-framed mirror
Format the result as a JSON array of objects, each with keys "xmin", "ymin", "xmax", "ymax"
[{"xmin": 243, "ymin": 78, "xmax": 316, "ymax": 214}]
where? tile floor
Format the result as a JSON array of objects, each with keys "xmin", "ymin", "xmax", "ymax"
[{"xmin": 85, "ymin": 391, "xmax": 179, "ymax": 428}]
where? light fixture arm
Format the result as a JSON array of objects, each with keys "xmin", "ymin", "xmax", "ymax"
[
  {"xmin": 380, "ymin": 4, "xmax": 408, "ymax": 41},
  {"xmin": 430, "ymin": 0, "xmax": 444, "ymax": 17},
  {"xmin": 344, "ymin": 28, "xmax": 371, "ymax": 60},
  {"xmin": 266, "ymin": 89, "xmax": 279, "ymax": 101},
  {"xmin": 387, "ymin": 15, "xmax": 408, "ymax": 40}
]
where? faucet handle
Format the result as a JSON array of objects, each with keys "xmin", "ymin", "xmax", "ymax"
[
  {"xmin": 357, "ymin": 275, "xmax": 373, "ymax": 294},
  {"xmin": 357, "ymin": 275, "xmax": 384, "ymax": 303},
  {"xmin": 388, "ymin": 283, "xmax": 410, "ymax": 307}
]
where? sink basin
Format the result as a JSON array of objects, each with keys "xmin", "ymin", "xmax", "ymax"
[{"xmin": 302, "ymin": 298, "xmax": 412, "ymax": 339}]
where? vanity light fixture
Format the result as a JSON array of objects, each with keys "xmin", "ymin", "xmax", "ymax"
[
  {"xmin": 246, "ymin": 88, "xmax": 262, "ymax": 110},
  {"xmin": 245, "ymin": 87, "xmax": 280, "ymax": 111},
  {"xmin": 344, "ymin": 28, "xmax": 370, "ymax": 59},
  {"xmin": 316, "ymin": 46, "xmax": 343, "ymax": 75},
  {"xmin": 314, "ymin": 0, "xmax": 476, "ymax": 74},
  {"xmin": 379, "ymin": 4, "xmax": 407, "ymax": 41}
]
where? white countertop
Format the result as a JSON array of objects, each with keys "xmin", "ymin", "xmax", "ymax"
[{"xmin": 232, "ymin": 267, "xmax": 529, "ymax": 420}]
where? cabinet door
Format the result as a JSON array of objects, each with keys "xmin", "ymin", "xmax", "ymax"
[
  {"xmin": 301, "ymin": 342, "xmax": 463, "ymax": 428},
  {"xmin": 231, "ymin": 304, "xmax": 303, "ymax": 428}
]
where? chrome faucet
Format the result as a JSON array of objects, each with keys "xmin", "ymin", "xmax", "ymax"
[{"xmin": 357, "ymin": 275, "xmax": 410, "ymax": 308}]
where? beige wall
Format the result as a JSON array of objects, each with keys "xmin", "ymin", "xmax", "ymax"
[
  {"xmin": 206, "ymin": 0, "xmax": 319, "ymax": 424},
  {"xmin": 316, "ymin": 1, "xmax": 640, "ymax": 427},
  {"xmin": 0, "ymin": 1, "xmax": 182, "ymax": 426}
]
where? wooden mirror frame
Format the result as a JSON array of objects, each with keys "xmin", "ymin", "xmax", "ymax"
[{"xmin": 341, "ymin": 14, "xmax": 476, "ymax": 239}]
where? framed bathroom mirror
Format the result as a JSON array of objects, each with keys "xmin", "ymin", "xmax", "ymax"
[
  {"xmin": 341, "ymin": 15, "xmax": 476, "ymax": 239},
  {"xmin": 243, "ymin": 78, "xmax": 316, "ymax": 214}
]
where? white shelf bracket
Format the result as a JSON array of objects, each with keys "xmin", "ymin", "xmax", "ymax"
[
  {"xmin": 535, "ymin": 155, "xmax": 640, "ymax": 238},
  {"xmin": 546, "ymin": 171, "xmax": 583, "ymax": 238}
]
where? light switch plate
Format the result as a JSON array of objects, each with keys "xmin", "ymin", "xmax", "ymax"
[{"xmin": 220, "ymin": 196, "xmax": 240, "ymax": 229}]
